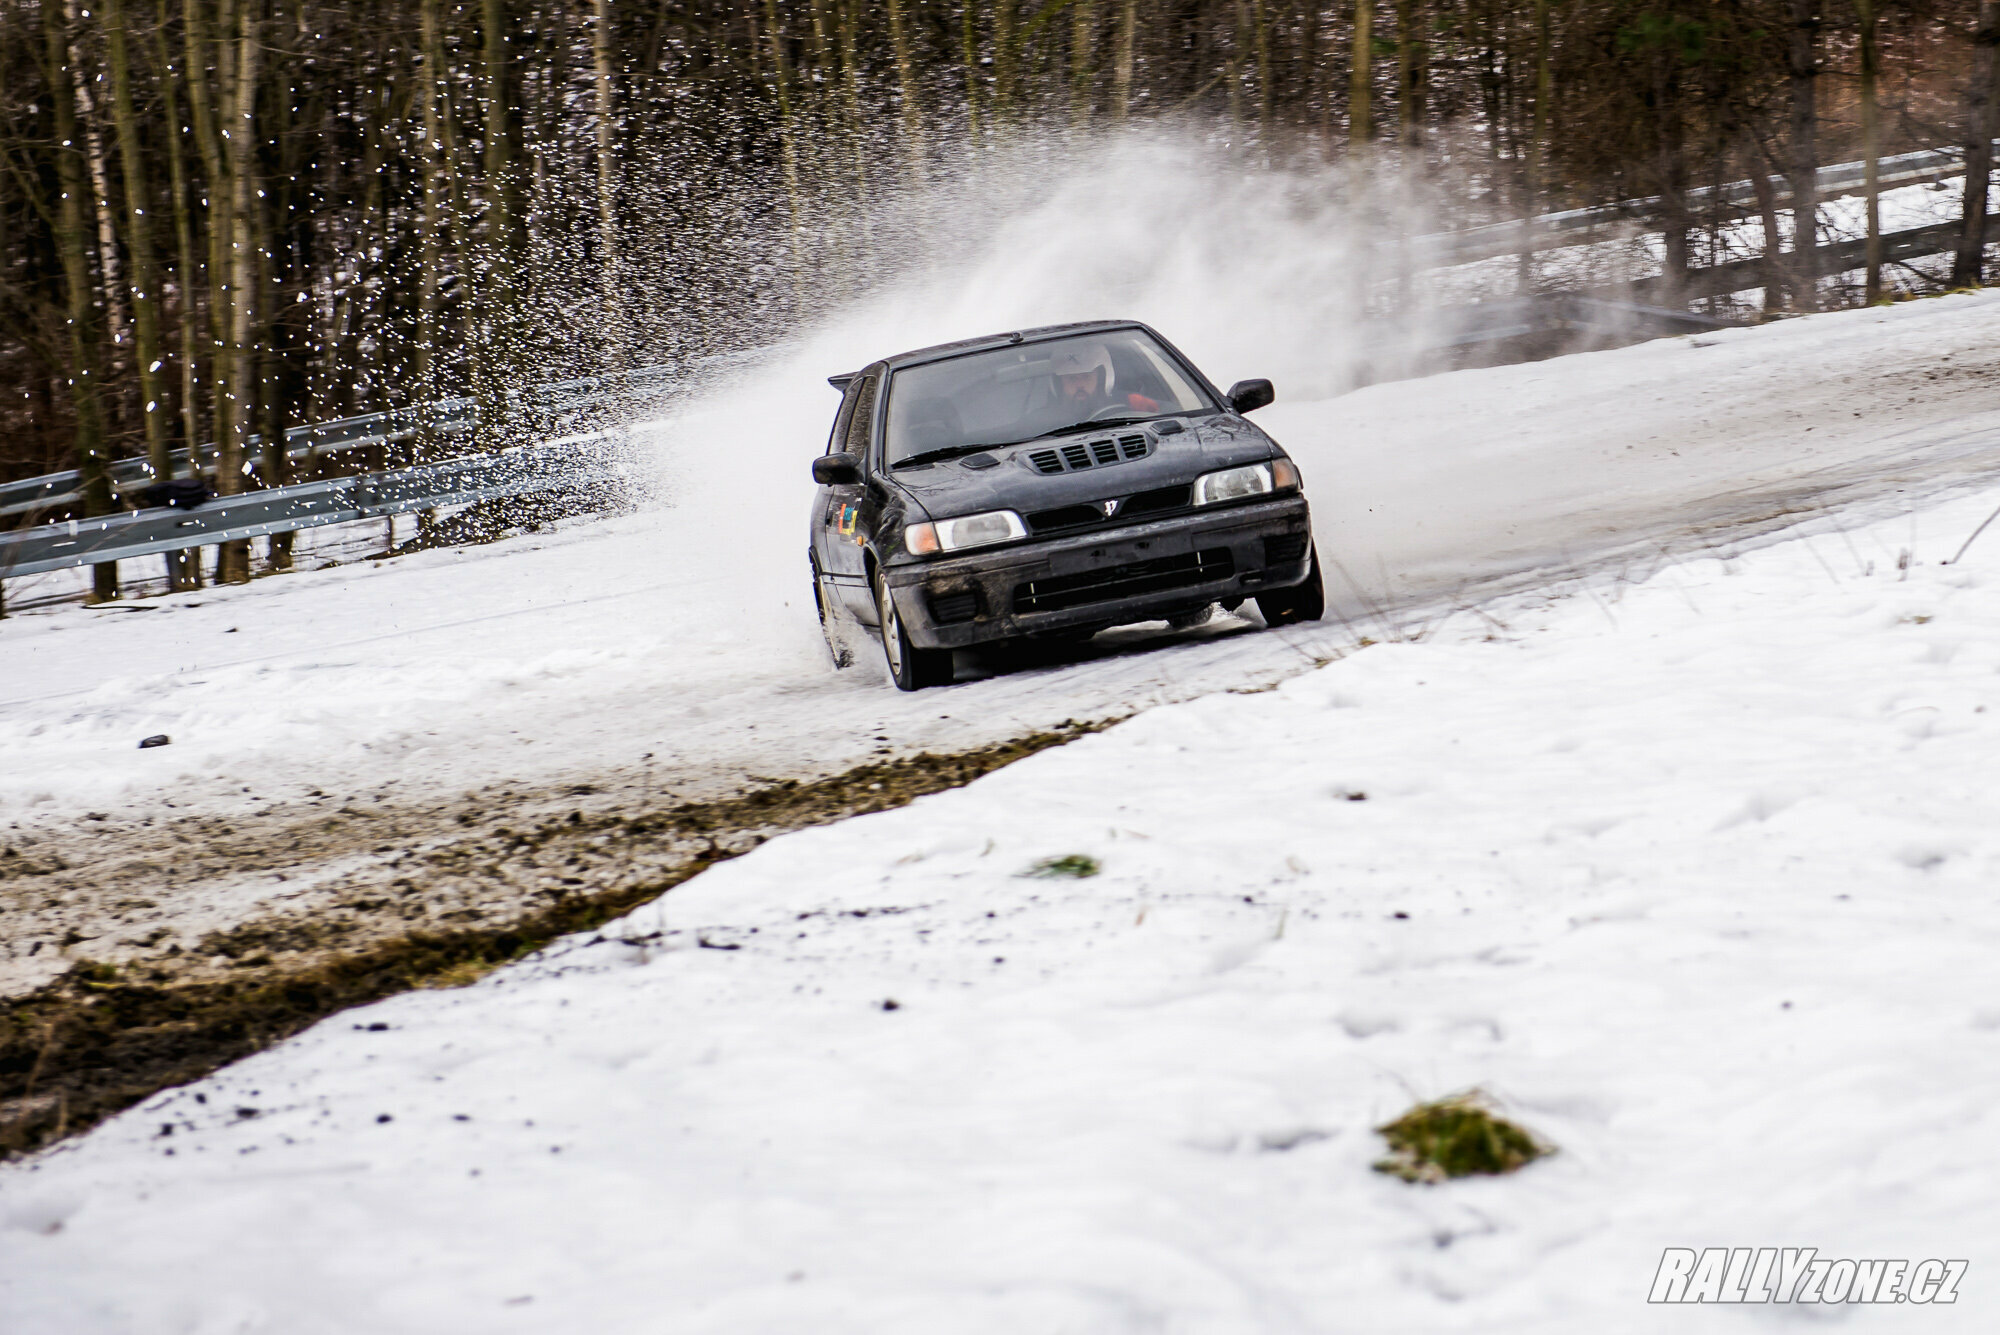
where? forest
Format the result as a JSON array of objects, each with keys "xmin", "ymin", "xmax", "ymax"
[{"xmin": 3, "ymin": 0, "xmax": 1997, "ymax": 597}]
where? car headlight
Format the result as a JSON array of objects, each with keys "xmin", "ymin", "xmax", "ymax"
[
  {"xmin": 1192, "ymin": 462, "xmax": 1275, "ymax": 506},
  {"xmin": 905, "ymin": 509, "xmax": 1027, "ymax": 555}
]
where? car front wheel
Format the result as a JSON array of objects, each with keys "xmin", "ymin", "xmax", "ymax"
[
  {"xmin": 1255, "ymin": 542, "xmax": 1325, "ymax": 627},
  {"xmin": 875, "ymin": 567, "xmax": 954, "ymax": 690}
]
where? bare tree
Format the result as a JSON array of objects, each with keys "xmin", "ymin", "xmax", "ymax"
[
  {"xmin": 42, "ymin": 0, "xmax": 119, "ymax": 601},
  {"xmin": 1953, "ymin": 0, "xmax": 2000, "ymax": 286},
  {"xmin": 1787, "ymin": 0, "xmax": 1821, "ymax": 310}
]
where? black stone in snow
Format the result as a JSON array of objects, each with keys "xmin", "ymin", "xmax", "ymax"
[{"xmin": 139, "ymin": 734, "xmax": 171, "ymax": 749}]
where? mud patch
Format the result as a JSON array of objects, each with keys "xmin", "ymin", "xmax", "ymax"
[{"xmin": 0, "ymin": 725, "xmax": 1099, "ymax": 1158}]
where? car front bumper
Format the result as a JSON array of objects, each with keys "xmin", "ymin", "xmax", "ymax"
[{"xmin": 885, "ymin": 494, "xmax": 1313, "ymax": 650}]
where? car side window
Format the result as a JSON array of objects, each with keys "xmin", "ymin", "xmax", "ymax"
[
  {"xmin": 826, "ymin": 378, "xmax": 863, "ymax": 455},
  {"xmin": 843, "ymin": 372, "xmax": 879, "ymax": 462}
]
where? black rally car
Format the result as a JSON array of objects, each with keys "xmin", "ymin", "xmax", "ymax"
[{"xmin": 808, "ymin": 319, "xmax": 1322, "ymax": 689}]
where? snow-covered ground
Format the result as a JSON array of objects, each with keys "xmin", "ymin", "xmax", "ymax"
[
  {"xmin": 5, "ymin": 284, "xmax": 2000, "ymax": 835},
  {"xmin": 7, "ymin": 484, "xmax": 1998, "ymax": 1332}
]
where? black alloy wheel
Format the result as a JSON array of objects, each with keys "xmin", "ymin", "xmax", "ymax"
[
  {"xmin": 1255, "ymin": 543, "xmax": 1326, "ymax": 627},
  {"xmin": 875, "ymin": 566, "xmax": 954, "ymax": 690}
]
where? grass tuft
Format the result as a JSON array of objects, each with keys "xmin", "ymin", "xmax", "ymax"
[
  {"xmin": 1372, "ymin": 1090, "xmax": 1551, "ymax": 1184},
  {"xmin": 1023, "ymin": 854, "xmax": 1101, "ymax": 879}
]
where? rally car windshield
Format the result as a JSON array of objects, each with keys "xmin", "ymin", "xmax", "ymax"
[{"xmin": 884, "ymin": 329, "xmax": 1213, "ymax": 468}]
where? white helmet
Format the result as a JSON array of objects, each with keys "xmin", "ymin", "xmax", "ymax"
[{"xmin": 1048, "ymin": 341, "xmax": 1113, "ymax": 392}]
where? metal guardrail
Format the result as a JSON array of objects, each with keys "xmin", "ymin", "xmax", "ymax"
[
  {"xmin": 1419, "ymin": 294, "xmax": 1733, "ymax": 348},
  {"xmin": 1418, "ymin": 141, "xmax": 1999, "ymax": 267},
  {"xmin": 0, "ymin": 362, "xmax": 678, "ymax": 521},
  {"xmin": 1627, "ymin": 212, "xmax": 2000, "ymax": 301},
  {"xmin": 0, "ymin": 434, "xmax": 623, "ymax": 579}
]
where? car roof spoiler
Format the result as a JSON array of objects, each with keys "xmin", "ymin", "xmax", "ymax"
[{"xmin": 827, "ymin": 371, "xmax": 858, "ymax": 391}]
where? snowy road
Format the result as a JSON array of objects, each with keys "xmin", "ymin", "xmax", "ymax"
[
  {"xmin": 6, "ymin": 291, "xmax": 2000, "ymax": 827},
  {"xmin": 4, "ymin": 292, "xmax": 2000, "ymax": 995}
]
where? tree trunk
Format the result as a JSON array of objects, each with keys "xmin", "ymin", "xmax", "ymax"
[
  {"xmin": 960, "ymin": 0, "xmax": 984, "ymax": 147},
  {"xmin": 46, "ymin": 0, "xmax": 119, "ymax": 601},
  {"xmin": 1071, "ymin": 0, "xmax": 1096, "ymax": 131},
  {"xmin": 1350, "ymin": 0, "xmax": 1372, "ymax": 149},
  {"xmin": 1656, "ymin": 55, "xmax": 1690, "ymax": 307},
  {"xmin": 214, "ymin": 0, "xmax": 260, "ymax": 584},
  {"xmin": 256, "ymin": 158, "xmax": 287, "ymax": 569},
  {"xmin": 261, "ymin": 29, "xmax": 303, "ymax": 571},
  {"xmin": 830, "ymin": 0, "xmax": 871, "ymax": 272},
  {"xmin": 1746, "ymin": 135, "xmax": 1789, "ymax": 315},
  {"xmin": 764, "ymin": 0, "xmax": 806, "ymax": 293},
  {"xmin": 108, "ymin": 0, "xmax": 196, "ymax": 590},
  {"xmin": 1858, "ymin": 0, "xmax": 1882, "ymax": 301},
  {"xmin": 887, "ymin": 0, "xmax": 925, "ymax": 182},
  {"xmin": 1518, "ymin": 0, "xmax": 1549, "ymax": 290},
  {"xmin": 1112, "ymin": 0, "xmax": 1137, "ymax": 121},
  {"xmin": 153, "ymin": 0, "xmax": 203, "ymax": 588},
  {"xmin": 417, "ymin": 0, "xmax": 447, "ymax": 414},
  {"xmin": 185, "ymin": 0, "xmax": 237, "ymax": 580},
  {"xmin": 591, "ymin": 0, "xmax": 625, "ymax": 353},
  {"xmin": 1786, "ymin": 0, "xmax": 1820, "ymax": 311},
  {"xmin": 993, "ymin": 0, "xmax": 1017, "ymax": 120},
  {"xmin": 1953, "ymin": 0, "xmax": 2000, "ymax": 286},
  {"xmin": 67, "ymin": 2, "xmax": 134, "ymax": 395},
  {"xmin": 1254, "ymin": 0, "xmax": 1272, "ymax": 145},
  {"xmin": 481, "ymin": 0, "xmax": 519, "ymax": 301},
  {"xmin": 105, "ymin": 0, "xmax": 169, "ymax": 491},
  {"xmin": 1395, "ymin": 0, "xmax": 1424, "ymax": 150}
]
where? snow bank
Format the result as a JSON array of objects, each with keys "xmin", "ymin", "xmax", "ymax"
[{"xmin": 6, "ymin": 488, "xmax": 1997, "ymax": 1331}]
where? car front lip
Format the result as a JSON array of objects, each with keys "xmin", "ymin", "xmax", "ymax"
[{"xmin": 884, "ymin": 493, "xmax": 1312, "ymax": 649}]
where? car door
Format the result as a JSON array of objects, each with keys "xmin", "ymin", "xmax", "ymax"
[{"xmin": 816, "ymin": 366, "xmax": 883, "ymax": 621}]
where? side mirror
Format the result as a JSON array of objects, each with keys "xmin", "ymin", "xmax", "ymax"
[
  {"xmin": 813, "ymin": 452, "xmax": 862, "ymax": 486},
  {"xmin": 1226, "ymin": 379, "xmax": 1275, "ymax": 414}
]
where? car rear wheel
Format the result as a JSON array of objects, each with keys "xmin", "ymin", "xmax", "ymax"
[
  {"xmin": 875, "ymin": 568, "xmax": 954, "ymax": 690},
  {"xmin": 1256, "ymin": 542, "xmax": 1325, "ymax": 627}
]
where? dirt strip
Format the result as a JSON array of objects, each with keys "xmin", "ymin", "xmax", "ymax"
[{"xmin": 0, "ymin": 725, "xmax": 1102, "ymax": 1158}]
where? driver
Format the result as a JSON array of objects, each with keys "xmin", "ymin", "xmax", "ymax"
[{"xmin": 1049, "ymin": 342, "xmax": 1159, "ymax": 417}]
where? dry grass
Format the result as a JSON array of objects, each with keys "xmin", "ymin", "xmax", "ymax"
[{"xmin": 1373, "ymin": 1090, "xmax": 1552, "ymax": 1184}]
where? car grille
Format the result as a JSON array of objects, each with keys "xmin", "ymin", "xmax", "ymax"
[
  {"xmin": 1122, "ymin": 483, "xmax": 1192, "ymax": 517},
  {"xmin": 1027, "ymin": 434, "xmax": 1150, "ymax": 474},
  {"xmin": 925, "ymin": 588, "xmax": 982, "ymax": 624},
  {"xmin": 1262, "ymin": 533, "xmax": 1309, "ymax": 565},
  {"xmin": 1027, "ymin": 504, "xmax": 1104, "ymax": 533},
  {"xmin": 1026, "ymin": 485, "xmax": 1194, "ymax": 536},
  {"xmin": 1014, "ymin": 548, "xmax": 1235, "ymax": 614}
]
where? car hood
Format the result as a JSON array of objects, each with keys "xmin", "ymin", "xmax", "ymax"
[{"xmin": 886, "ymin": 415, "xmax": 1281, "ymax": 521}]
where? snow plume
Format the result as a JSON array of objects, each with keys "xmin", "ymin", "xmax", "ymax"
[
  {"xmin": 784, "ymin": 132, "xmax": 1402, "ymax": 399},
  {"xmin": 678, "ymin": 130, "xmax": 1468, "ymax": 400},
  {"xmin": 611, "ymin": 132, "xmax": 1455, "ymax": 600}
]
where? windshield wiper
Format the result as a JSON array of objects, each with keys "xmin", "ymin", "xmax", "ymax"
[
  {"xmin": 890, "ymin": 442, "xmax": 1012, "ymax": 470},
  {"xmin": 1032, "ymin": 414, "xmax": 1154, "ymax": 439}
]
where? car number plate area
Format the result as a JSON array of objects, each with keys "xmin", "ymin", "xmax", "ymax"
[
  {"xmin": 1014, "ymin": 536, "xmax": 1235, "ymax": 615},
  {"xmin": 1042, "ymin": 525, "xmax": 1195, "ymax": 577}
]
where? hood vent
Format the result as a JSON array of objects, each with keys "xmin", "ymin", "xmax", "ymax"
[{"xmin": 1027, "ymin": 433, "xmax": 1152, "ymax": 475}]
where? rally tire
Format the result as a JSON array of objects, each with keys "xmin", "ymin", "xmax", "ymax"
[
  {"xmin": 874, "ymin": 567, "xmax": 954, "ymax": 690},
  {"xmin": 1256, "ymin": 542, "xmax": 1325, "ymax": 627}
]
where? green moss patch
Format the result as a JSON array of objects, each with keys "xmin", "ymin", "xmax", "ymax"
[
  {"xmin": 1023, "ymin": 854, "xmax": 1101, "ymax": 879},
  {"xmin": 1372, "ymin": 1091, "xmax": 1552, "ymax": 1183}
]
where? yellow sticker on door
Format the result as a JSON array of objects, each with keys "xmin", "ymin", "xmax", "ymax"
[{"xmin": 835, "ymin": 502, "xmax": 861, "ymax": 542}]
